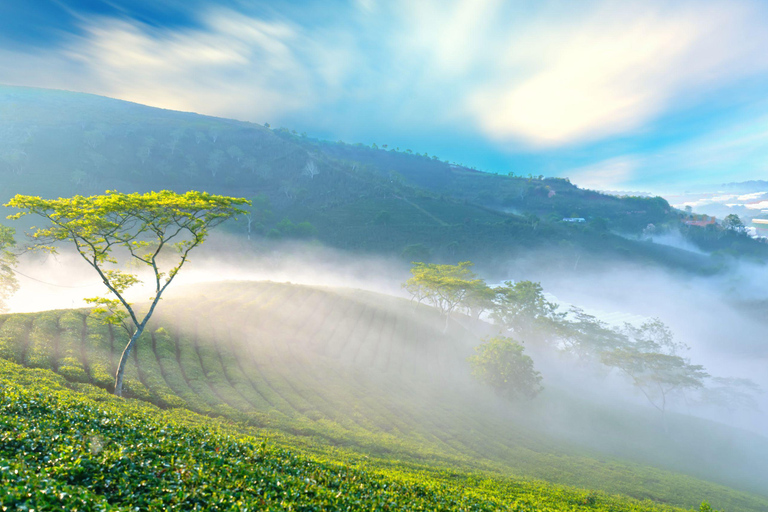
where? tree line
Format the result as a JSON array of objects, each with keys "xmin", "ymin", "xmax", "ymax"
[{"xmin": 403, "ymin": 261, "xmax": 761, "ymax": 425}]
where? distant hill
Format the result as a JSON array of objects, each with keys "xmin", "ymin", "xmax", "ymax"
[
  {"xmin": 0, "ymin": 280, "xmax": 767, "ymax": 511},
  {"xmin": 719, "ymin": 180, "xmax": 768, "ymax": 192},
  {"xmin": 2, "ymin": 84, "xmax": 744, "ymax": 274}
]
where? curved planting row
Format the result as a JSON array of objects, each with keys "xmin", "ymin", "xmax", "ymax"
[
  {"xmin": 0, "ymin": 282, "xmax": 497, "ymax": 462},
  {"xmin": 0, "ymin": 283, "xmax": 669, "ymax": 463},
  {"xmin": 0, "ymin": 281, "xmax": 762, "ymax": 512},
  {"xmin": 3, "ymin": 358, "xmax": 710, "ymax": 512}
]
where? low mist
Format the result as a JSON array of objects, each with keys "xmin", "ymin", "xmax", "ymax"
[
  {"xmin": 5, "ymin": 233, "xmax": 768, "ymax": 495},
  {"xmin": 500, "ymin": 249, "xmax": 768, "ymax": 434},
  {"xmin": 6, "ymin": 234, "xmax": 412, "ymax": 314}
]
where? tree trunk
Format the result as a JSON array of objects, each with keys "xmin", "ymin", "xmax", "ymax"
[{"xmin": 114, "ymin": 327, "xmax": 144, "ymax": 397}]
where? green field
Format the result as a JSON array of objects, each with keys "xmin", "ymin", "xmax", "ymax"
[
  {"xmin": 1, "ymin": 280, "xmax": 766, "ymax": 511},
  {"xmin": 1, "ymin": 358, "xmax": 721, "ymax": 511}
]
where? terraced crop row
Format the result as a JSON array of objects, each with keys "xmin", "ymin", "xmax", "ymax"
[
  {"xmin": 3, "ymin": 358, "xmax": 711, "ymax": 512},
  {"xmin": 0, "ymin": 281, "xmax": 765, "ymax": 512}
]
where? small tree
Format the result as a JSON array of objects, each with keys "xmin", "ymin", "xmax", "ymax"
[
  {"xmin": 6, "ymin": 190, "xmax": 249, "ymax": 396},
  {"xmin": 0, "ymin": 226, "xmax": 18, "ymax": 312},
  {"xmin": 302, "ymin": 160, "xmax": 320, "ymax": 180},
  {"xmin": 695, "ymin": 376, "xmax": 762, "ymax": 412},
  {"xmin": 227, "ymin": 145, "xmax": 244, "ymax": 163},
  {"xmin": 601, "ymin": 348, "xmax": 708, "ymax": 426},
  {"xmin": 242, "ymin": 194, "xmax": 273, "ymax": 240},
  {"xmin": 558, "ymin": 306, "xmax": 628, "ymax": 361},
  {"xmin": 601, "ymin": 319, "xmax": 707, "ymax": 428},
  {"xmin": 722, "ymin": 214, "xmax": 745, "ymax": 232},
  {"xmin": 208, "ymin": 150, "xmax": 225, "ymax": 178},
  {"xmin": 461, "ymin": 280, "xmax": 496, "ymax": 320},
  {"xmin": 491, "ymin": 280, "xmax": 562, "ymax": 345},
  {"xmin": 469, "ymin": 336, "xmax": 542, "ymax": 400},
  {"xmin": 622, "ymin": 318, "xmax": 687, "ymax": 355},
  {"xmin": 404, "ymin": 261, "xmax": 484, "ymax": 329}
]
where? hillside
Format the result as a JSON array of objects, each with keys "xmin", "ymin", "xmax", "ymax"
[
  {"xmin": 1, "ymin": 281, "xmax": 767, "ymax": 511},
  {"xmin": 1, "ymin": 358, "xmax": 718, "ymax": 512},
  {"xmin": 0, "ymin": 84, "xmax": 735, "ymax": 273}
]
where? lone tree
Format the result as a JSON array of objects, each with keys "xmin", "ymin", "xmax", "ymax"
[
  {"xmin": 722, "ymin": 213, "xmax": 745, "ymax": 232},
  {"xmin": 469, "ymin": 336, "xmax": 542, "ymax": 400},
  {"xmin": 404, "ymin": 261, "xmax": 484, "ymax": 329},
  {"xmin": 491, "ymin": 280, "xmax": 562, "ymax": 346},
  {"xmin": 600, "ymin": 319, "xmax": 708, "ymax": 429},
  {"xmin": 558, "ymin": 306, "xmax": 628, "ymax": 362},
  {"xmin": 6, "ymin": 190, "xmax": 249, "ymax": 396},
  {"xmin": 302, "ymin": 160, "xmax": 320, "ymax": 180},
  {"xmin": 601, "ymin": 348, "xmax": 708, "ymax": 427}
]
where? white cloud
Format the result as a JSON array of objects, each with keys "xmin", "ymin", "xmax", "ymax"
[
  {"xmin": 738, "ymin": 192, "xmax": 767, "ymax": 201},
  {"xmin": 566, "ymin": 111, "xmax": 768, "ymax": 191},
  {"xmin": 400, "ymin": 0, "xmax": 502, "ymax": 78},
  {"xmin": 463, "ymin": 1, "xmax": 768, "ymax": 146},
  {"xmin": 3, "ymin": 0, "xmax": 768, "ymax": 157},
  {"xmin": 566, "ymin": 156, "xmax": 640, "ymax": 190},
  {"xmin": 746, "ymin": 201, "xmax": 768, "ymax": 210},
  {"xmin": 711, "ymin": 195, "xmax": 738, "ymax": 202},
  {"xmin": 673, "ymin": 193, "xmax": 766, "ymax": 210},
  {"xmin": 60, "ymin": 12, "xmax": 319, "ymax": 120},
  {"xmin": 0, "ymin": 8, "xmax": 361, "ymax": 124},
  {"xmin": 354, "ymin": 0, "xmax": 377, "ymax": 13}
]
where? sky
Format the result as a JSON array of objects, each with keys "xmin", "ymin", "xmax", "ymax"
[{"xmin": 2, "ymin": 0, "xmax": 768, "ymax": 193}]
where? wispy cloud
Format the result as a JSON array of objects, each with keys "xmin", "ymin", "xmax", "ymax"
[
  {"xmin": 399, "ymin": 0, "xmax": 502, "ymax": 79},
  {"xmin": 463, "ymin": 1, "xmax": 768, "ymax": 146},
  {"xmin": 63, "ymin": 11, "xmax": 320, "ymax": 120},
  {"xmin": 354, "ymin": 0, "xmax": 377, "ymax": 13},
  {"xmin": 2, "ymin": 0, "xmax": 768, "ymax": 188},
  {"xmin": 565, "ymin": 156, "xmax": 640, "ymax": 190},
  {"xmin": 738, "ymin": 192, "xmax": 766, "ymax": 201},
  {"xmin": 0, "ymin": 7, "xmax": 361, "ymax": 122},
  {"xmin": 564, "ymin": 110, "xmax": 768, "ymax": 191}
]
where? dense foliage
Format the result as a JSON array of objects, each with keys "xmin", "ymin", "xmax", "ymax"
[
  {"xmin": 469, "ymin": 336, "xmax": 543, "ymax": 399},
  {"xmin": 404, "ymin": 261, "xmax": 486, "ymax": 318}
]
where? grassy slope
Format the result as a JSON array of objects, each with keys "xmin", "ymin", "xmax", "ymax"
[
  {"xmin": 1, "ymin": 359, "xmax": 713, "ymax": 512},
  {"xmin": 0, "ymin": 281, "xmax": 766, "ymax": 511}
]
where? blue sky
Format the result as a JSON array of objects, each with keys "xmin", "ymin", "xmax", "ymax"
[{"xmin": 2, "ymin": 0, "xmax": 768, "ymax": 193}]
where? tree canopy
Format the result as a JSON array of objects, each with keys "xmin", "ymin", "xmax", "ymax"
[
  {"xmin": 6, "ymin": 190, "xmax": 249, "ymax": 396},
  {"xmin": 722, "ymin": 214, "xmax": 744, "ymax": 231},
  {"xmin": 601, "ymin": 349, "xmax": 708, "ymax": 421},
  {"xmin": 404, "ymin": 261, "xmax": 485, "ymax": 326},
  {"xmin": 469, "ymin": 336, "xmax": 543, "ymax": 400},
  {"xmin": 491, "ymin": 280, "xmax": 562, "ymax": 346},
  {"xmin": 600, "ymin": 320, "xmax": 708, "ymax": 424}
]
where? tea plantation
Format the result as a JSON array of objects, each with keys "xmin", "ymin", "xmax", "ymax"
[
  {"xmin": 0, "ymin": 281, "xmax": 765, "ymax": 511},
  {"xmin": 0, "ymin": 359, "xmax": 721, "ymax": 511}
]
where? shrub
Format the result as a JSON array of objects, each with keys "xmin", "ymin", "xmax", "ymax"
[{"xmin": 469, "ymin": 336, "xmax": 543, "ymax": 400}]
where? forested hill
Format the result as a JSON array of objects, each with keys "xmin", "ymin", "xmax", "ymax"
[{"xmin": 0, "ymin": 85, "xmax": 727, "ymax": 272}]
